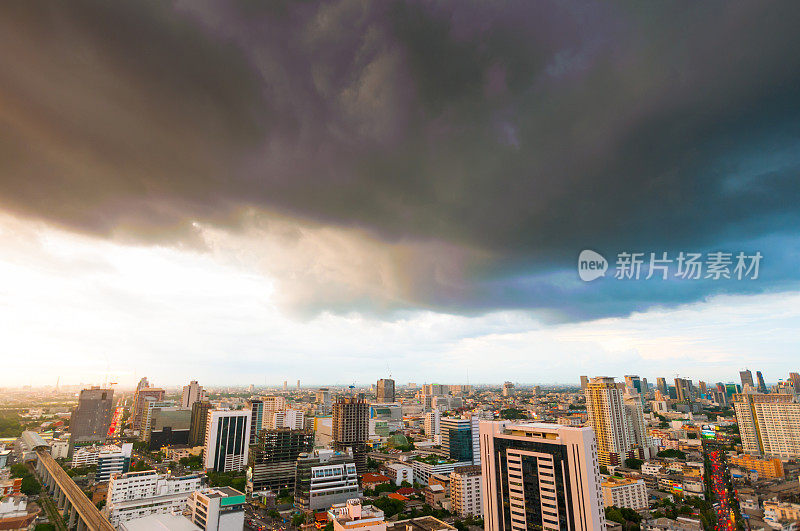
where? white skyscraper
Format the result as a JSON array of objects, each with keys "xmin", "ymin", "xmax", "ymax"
[{"xmin": 204, "ymin": 409, "xmax": 251, "ymax": 473}]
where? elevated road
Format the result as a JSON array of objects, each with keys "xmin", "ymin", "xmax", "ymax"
[{"xmin": 35, "ymin": 448, "xmax": 115, "ymax": 531}]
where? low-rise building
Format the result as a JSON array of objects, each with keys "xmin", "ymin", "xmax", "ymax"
[
  {"xmin": 361, "ymin": 473, "xmax": 390, "ymax": 490},
  {"xmin": 187, "ymin": 487, "xmax": 246, "ymax": 531},
  {"xmin": 424, "ymin": 484, "xmax": 447, "ymax": 508},
  {"xmin": 449, "ymin": 466, "xmax": 482, "ymax": 517},
  {"xmin": 763, "ymin": 499, "xmax": 800, "ymax": 528},
  {"xmin": 384, "ymin": 516, "xmax": 455, "ymax": 531},
  {"xmin": 120, "ymin": 513, "xmax": 202, "ymax": 531},
  {"xmin": 379, "ymin": 463, "xmax": 413, "ymax": 486},
  {"xmin": 601, "ymin": 477, "xmax": 648, "ymax": 510},
  {"xmin": 295, "ymin": 449, "xmax": 361, "ymax": 511},
  {"xmin": 328, "ymin": 499, "xmax": 386, "ymax": 531},
  {"xmin": 729, "ymin": 454, "xmax": 784, "ymax": 479},
  {"xmin": 104, "ymin": 470, "xmax": 203, "ymax": 528},
  {"xmin": 642, "ymin": 516, "xmax": 703, "ymax": 531},
  {"xmin": 410, "ymin": 457, "xmax": 472, "ymax": 486}
]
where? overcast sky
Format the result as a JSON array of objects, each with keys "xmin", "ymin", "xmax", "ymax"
[{"xmin": 1, "ymin": 1, "xmax": 799, "ymax": 387}]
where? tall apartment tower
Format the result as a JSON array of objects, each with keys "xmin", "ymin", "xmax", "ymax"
[
  {"xmin": 656, "ymin": 377, "xmax": 668, "ymax": 395},
  {"xmin": 623, "ymin": 389, "xmax": 653, "ymax": 458},
  {"xmin": 789, "ymin": 373, "xmax": 800, "ymax": 393},
  {"xmin": 69, "ymin": 387, "xmax": 114, "ymax": 455},
  {"xmin": 132, "ymin": 380, "xmax": 165, "ymax": 432},
  {"xmin": 580, "ymin": 376, "xmax": 589, "ymax": 390},
  {"xmin": 332, "ymin": 396, "xmax": 369, "ymax": 474},
  {"xmin": 756, "ymin": 371, "xmax": 768, "ymax": 393},
  {"xmin": 674, "ymin": 377, "xmax": 693, "ymax": 402},
  {"xmin": 181, "ymin": 380, "xmax": 204, "ymax": 408},
  {"xmin": 740, "ymin": 370, "xmax": 755, "ymax": 390},
  {"xmin": 733, "ymin": 393, "xmax": 800, "ymax": 459},
  {"xmin": 585, "ymin": 377, "xmax": 629, "ymax": 466},
  {"xmin": 376, "ymin": 379, "xmax": 396, "ymax": 403},
  {"xmin": 204, "ymin": 409, "xmax": 251, "ymax": 472},
  {"xmin": 479, "ymin": 421, "xmax": 605, "ymax": 531}
]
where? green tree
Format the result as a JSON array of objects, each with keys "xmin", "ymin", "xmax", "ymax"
[
  {"xmin": 291, "ymin": 512, "xmax": 306, "ymax": 526},
  {"xmin": 10, "ymin": 464, "xmax": 29, "ymax": 478},
  {"xmin": 35, "ymin": 524, "xmax": 56, "ymax": 531},
  {"xmin": 624, "ymin": 458, "xmax": 643, "ymax": 470},
  {"xmin": 21, "ymin": 475, "xmax": 41, "ymax": 495},
  {"xmin": 324, "ymin": 523, "xmax": 334, "ymax": 531}
]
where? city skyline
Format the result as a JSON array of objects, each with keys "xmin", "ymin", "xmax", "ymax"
[{"xmin": 2, "ymin": 3, "xmax": 800, "ymax": 386}]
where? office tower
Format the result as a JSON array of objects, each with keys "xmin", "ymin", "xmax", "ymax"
[
  {"xmin": 188, "ymin": 487, "xmax": 246, "ymax": 531},
  {"xmin": 441, "ymin": 416, "xmax": 480, "ymax": 465},
  {"xmin": 247, "ymin": 398, "xmax": 265, "ymax": 445},
  {"xmin": 204, "ymin": 409, "xmax": 251, "ymax": 472},
  {"xmin": 283, "ymin": 381, "xmax": 288, "ymax": 391},
  {"xmin": 501, "ymin": 382, "xmax": 514, "ymax": 397},
  {"xmin": 424, "ymin": 410, "xmax": 441, "ymax": 443},
  {"xmin": 132, "ymin": 381, "xmax": 165, "ymax": 432},
  {"xmin": 640, "ymin": 378, "xmax": 648, "ymax": 396},
  {"xmin": 145, "ymin": 404, "xmax": 191, "ymax": 450},
  {"xmin": 450, "ymin": 465, "xmax": 483, "ymax": 517},
  {"xmin": 104, "ymin": 470, "xmax": 203, "ymax": 528},
  {"xmin": 189, "ymin": 401, "xmax": 213, "ymax": 447},
  {"xmin": 377, "ymin": 378, "xmax": 396, "ymax": 403},
  {"xmin": 479, "ymin": 421, "xmax": 605, "ymax": 531},
  {"xmin": 69, "ymin": 387, "xmax": 114, "ymax": 456},
  {"xmin": 181, "ymin": 380, "xmax": 204, "ymax": 408},
  {"xmin": 247, "ymin": 428, "xmax": 314, "ymax": 495},
  {"xmin": 789, "ymin": 373, "xmax": 800, "ymax": 393},
  {"xmin": 733, "ymin": 393, "xmax": 800, "ymax": 458},
  {"xmin": 316, "ymin": 388, "xmax": 332, "ymax": 414},
  {"xmin": 699, "ymin": 381, "xmax": 707, "ymax": 396},
  {"xmin": 585, "ymin": 377, "xmax": 629, "ymax": 466},
  {"xmin": 332, "ymin": 396, "xmax": 369, "ymax": 474},
  {"xmin": 740, "ymin": 370, "xmax": 755, "ymax": 390},
  {"xmin": 271, "ymin": 409, "xmax": 305, "ymax": 430},
  {"xmin": 294, "ymin": 449, "xmax": 361, "ymax": 511},
  {"xmin": 580, "ymin": 376, "xmax": 589, "ymax": 391},
  {"xmin": 70, "ymin": 443, "xmax": 132, "ymax": 480},
  {"xmin": 756, "ymin": 371, "xmax": 768, "ymax": 393},
  {"xmin": 656, "ymin": 377, "xmax": 668, "ymax": 395},
  {"xmin": 674, "ymin": 377, "xmax": 693, "ymax": 402},
  {"xmin": 141, "ymin": 400, "xmax": 174, "ymax": 440},
  {"xmin": 422, "ymin": 384, "xmax": 445, "ymax": 396}
]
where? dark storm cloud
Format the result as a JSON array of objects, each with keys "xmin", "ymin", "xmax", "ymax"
[{"xmin": 2, "ymin": 0, "xmax": 800, "ymax": 318}]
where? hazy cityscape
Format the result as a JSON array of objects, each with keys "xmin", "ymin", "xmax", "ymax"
[{"xmin": 4, "ymin": 1, "xmax": 800, "ymax": 531}]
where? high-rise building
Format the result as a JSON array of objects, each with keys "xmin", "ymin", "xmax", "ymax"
[
  {"xmin": 441, "ymin": 416, "xmax": 480, "ymax": 465},
  {"xmin": 332, "ymin": 396, "xmax": 369, "ymax": 474},
  {"xmin": 624, "ymin": 375, "xmax": 642, "ymax": 395},
  {"xmin": 189, "ymin": 401, "xmax": 213, "ymax": 447},
  {"xmin": 501, "ymin": 382, "xmax": 514, "ymax": 397},
  {"xmin": 181, "ymin": 380, "xmax": 205, "ymax": 408},
  {"xmin": 450, "ymin": 465, "xmax": 483, "ymax": 517},
  {"xmin": 294, "ymin": 449, "xmax": 361, "ymax": 511},
  {"xmin": 247, "ymin": 399, "xmax": 265, "ymax": 445},
  {"xmin": 316, "ymin": 388, "xmax": 332, "ymax": 414},
  {"xmin": 247, "ymin": 428, "xmax": 314, "ymax": 495},
  {"xmin": 740, "ymin": 370, "xmax": 755, "ymax": 390},
  {"xmin": 656, "ymin": 378, "xmax": 668, "ymax": 395},
  {"xmin": 132, "ymin": 381, "xmax": 165, "ymax": 432},
  {"xmin": 104, "ymin": 470, "xmax": 203, "ymax": 528},
  {"xmin": 204, "ymin": 410, "xmax": 251, "ymax": 472},
  {"xmin": 623, "ymin": 389, "xmax": 653, "ymax": 457},
  {"xmin": 733, "ymin": 393, "xmax": 800, "ymax": 458},
  {"xmin": 580, "ymin": 376, "xmax": 589, "ymax": 391},
  {"xmin": 261, "ymin": 396, "xmax": 288, "ymax": 429},
  {"xmin": 376, "ymin": 379, "xmax": 396, "ymax": 403},
  {"xmin": 69, "ymin": 387, "xmax": 114, "ymax": 456},
  {"xmin": 674, "ymin": 378, "xmax": 693, "ymax": 402},
  {"xmin": 756, "ymin": 371, "xmax": 768, "ymax": 393},
  {"xmin": 424, "ymin": 410, "xmax": 441, "ymax": 443},
  {"xmin": 479, "ymin": 421, "xmax": 605, "ymax": 531},
  {"xmin": 585, "ymin": 377, "xmax": 629, "ymax": 466},
  {"xmin": 188, "ymin": 487, "xmax": 246, "ymax": 531},
  {"xmin": 789, "ymin": 373, "xmax": 800, "ymax": 393},
  {"xmin": 144, "ymin": 404, "xmax": 192, "ymax": 451}
]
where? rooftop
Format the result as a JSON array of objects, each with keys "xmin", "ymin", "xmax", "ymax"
[{"xmin": 386, "ymin": 516, "xmax": 456, "ymax": 531}]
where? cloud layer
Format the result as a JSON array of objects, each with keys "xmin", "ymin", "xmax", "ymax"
[{"xmin": 2, "ymin": 1, "xmax": 800, "ymax": 318}]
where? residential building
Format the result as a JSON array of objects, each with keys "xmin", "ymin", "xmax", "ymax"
[
  {"xmin": 729, "ymin": 454, "xmax": 784, "ymax": 478},
  {"xmin": 204, "ymin": 409, "xmax": 251, "ymax": 472},
  {"xmin": 333, "ymin": 396, "xmax": 369, "ymax": 474},
  {"xmin": 294, "ymin": 449, "xmax": 361, "ymax": 511},
  {"xmin": 104, "ymin": 470, "xmax": 203, "ymax": 528},
  {"xmin": 328, "ymin": 499, "xmax": 386, "ymax": 531},
  {"xmin": 733, "ymin": 392, "xmax": 800, "ymax": 458},
  {"xmin": 272, "ymin": 409, "xmax": 305, "ymax": 430},
  {"xmin": 71, "ymin": 443, "xmax": 133, "ymax": 481},
  {"xmin": 181, "ymin": 381, "xmax": 205, "ymax": 409},
  {"xmin": 379, "ymin": 463, "xmax": 413, "ymax": 486},
  {"xmin": 316, "ymin": 388, "xmax": 332, "ymax": 414},
  {"xmin": 585, "ymin": 377, "xmax": 629, "ymax": 466},
  {"xmin": 440, "ymin": 416, "xmax": 480, "ymax": 465},
  {"xmin": 377, "ymin": 379, "xmax": 396, "ymax": 403},
  {"xmin": 740, "ymin": 370, "xmax": 755, "ymax": 390},
  {"xmin": 260, "ymin": 396, "xmax": 288, "ymax": 429},
  {"xmin": 411, "ymin": 457, "xmax": 472, "ymax": 486},
  {"xmin": 479, "ymin": 421, "xmax": 605, "ymax": 531},
  {"xmin": 580, "ymin": 376, "xmax": 589, "ymax": 391},
  {"xmin": 132, "ymin": 379, "xmax": 165, "ymax": 432},
  {"xmin": 601, "ymin": 477, "xmax": 648, "ymax": 510},
  {"xmin": 674, "ymin": 378, "xmax": 693, "ymax": 402},
  {"xmin": 424, "ymin": 410, "xmax": 441, "ymax": 443},
  {"xmin": 247, "ymin": 428, "xmax": 314, "ymax": 495},
  {"xmin": 187, "ymin": 487, "xmax": 246, "ymax": 531},
  {"xmin": 763, "ymin": 499, "xmax": 800, "ymax": 528},
  {"xmin": 69, "ymin": 387, "xmax": 114, "ymax": 455},
  {"xmin": 450, "ymin": 465, "xmax": 482, "ymax": 517},
  {"xmin": 502, "ymin": 382, "xmax": 514, "ymax": 397}
]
